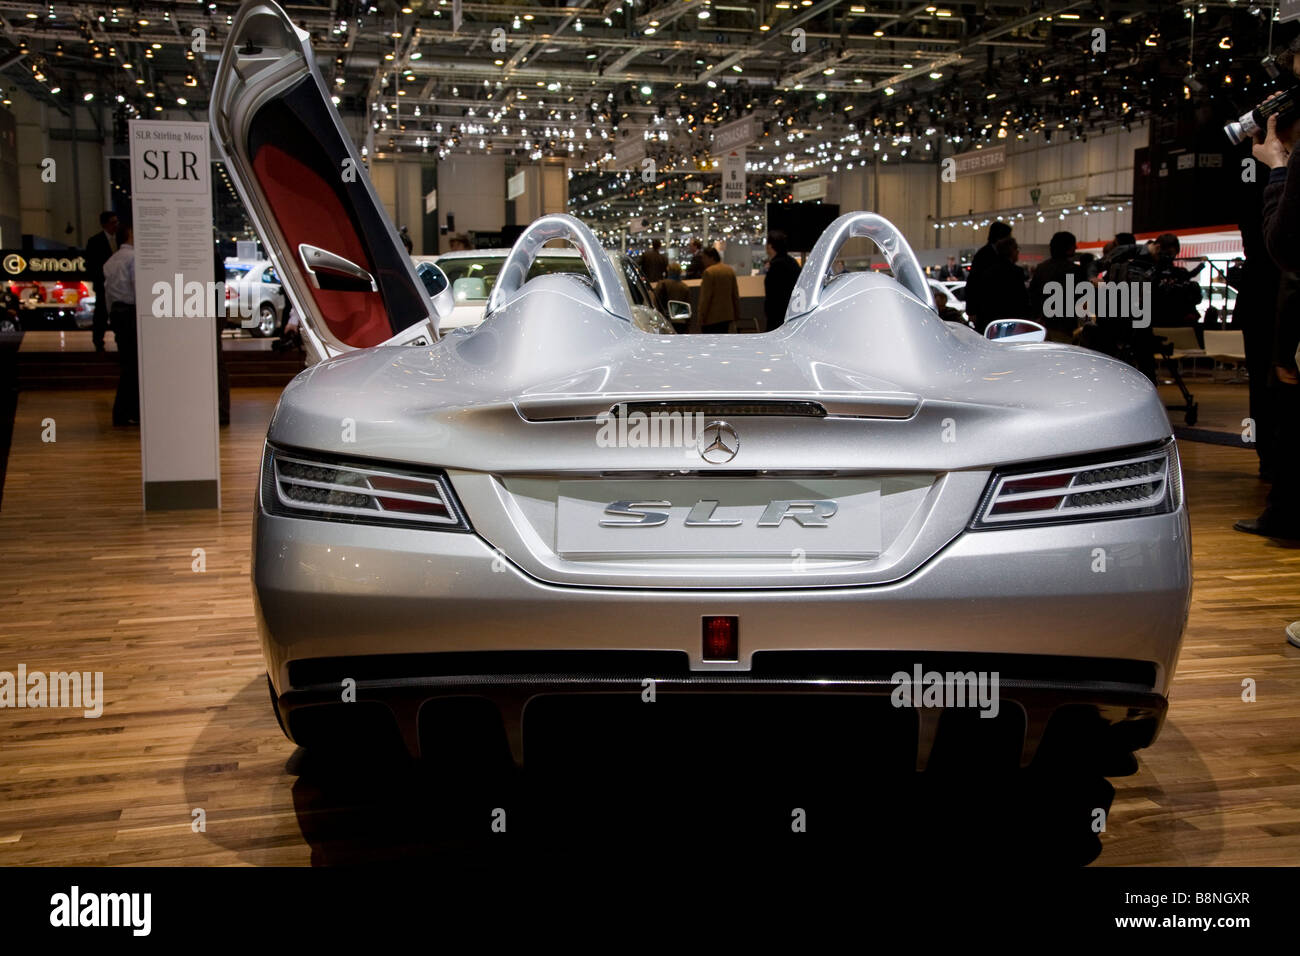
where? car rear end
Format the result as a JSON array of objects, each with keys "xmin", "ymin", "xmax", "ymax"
[{"xmin": 253, "ymin": 386, "xmax": 1190, "ymax": 774}]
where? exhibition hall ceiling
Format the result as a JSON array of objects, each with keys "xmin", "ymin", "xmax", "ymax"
[{"xmin": 0, "ymin": 1, "xmax": 1285, "ymax": 234}]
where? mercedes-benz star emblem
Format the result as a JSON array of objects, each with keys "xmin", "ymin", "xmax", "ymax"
[{"xmin": 698, "ymin": 421, "xmax": 740, "ymax": 464}]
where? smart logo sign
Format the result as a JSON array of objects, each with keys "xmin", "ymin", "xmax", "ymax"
[{"xmin": 1, "ymin": 252, "xmax": 89, "ymax": 280}]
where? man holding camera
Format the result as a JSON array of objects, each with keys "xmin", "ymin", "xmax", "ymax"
[{"xmin": 1238, "ymin": 106, "xmax": 1300, "ymax": 645}]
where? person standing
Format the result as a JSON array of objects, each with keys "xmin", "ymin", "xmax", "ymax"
[
  {"xmin": 694, "ymin": 247, "xmax": 739, "ymax": 334},
  {"xmin": 1237, "ymin": 110, "xmax": 1300, "ymax": 552},
  {"xmin": 683, "ymin": 239, "xmax": 706, "ymax": 280},
  {"xmin": 980, "ymin": 236, "xmax": 1031, "ymax": 328},
  {"xmin": 640, "ymin": 239, "xmax": 667, "ymax": 283},
  {"xmin": 84, "ymin": 210, "xmax": 119, "ymax": 352},
  {"xmin": 1238, "ymin": 108, "xmax": 1300, "ymax": 648},
  {"xmin": 1029, "ymin": 231, "xmax": 1079, "ymax": 343},
  {"xmin": 763, "ymin": 230, "xmax": 801, "ymax": 330},
  {"xmin": 103, "ymin": 222, "xmax": 138, "ymax": 426},
  {"xmin": 964, "ymin": 221, "xmax": 1013, "ymax": 330}
]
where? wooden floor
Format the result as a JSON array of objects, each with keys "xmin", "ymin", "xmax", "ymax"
[{"xmin": 0, "ymin": 387, "xmax": 1297, "ymax": 866}]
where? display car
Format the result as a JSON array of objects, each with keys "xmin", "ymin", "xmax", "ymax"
[{"xmin": 212, "ymin": 1, "xmax": 1190, "ymax": 773}]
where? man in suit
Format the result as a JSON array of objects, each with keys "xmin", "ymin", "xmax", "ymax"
[
  {"xmin": 640, "ymin": 239, "xmax": 667, "ymax": 283},
  {"xmin": 694, "ymin": 247, "xmax": 739, "ymax": 334},
  {"xmin": 763, "ymin": 230, "xmax": 801, "ymax": 330},
  {"xmin": 683, "ymin": 239, "xmax": 706, "ymax": 280},
  {"xmin": 84, "ymin": 210, "xmax": 119, "ymax": 352},
  {"xmin": 654, "ymin": 262, "xmax": 690, "ymax": 319}
]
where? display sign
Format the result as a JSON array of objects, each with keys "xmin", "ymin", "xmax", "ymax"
[
  {"xmin": 1, "ymin": 250, "xmax": 88, "ymax": 280},
  {"xmin": 452, "ymin": 0, "xmax": 463, "ymax": 32},
  {"xmin": 951, "ymin": 145, "xmax": 1005, "ymax": 176},
  {"xmin": 424, "ymin": 188, "xmax": 438, "ymax": 214},
  {"xmin": 722, "ymin": 150, "xmax": 747, "ymax": 205},
  {"xmin": 712, "ymin": 115, "xmax": 757, "ymax": 154},
  {"xmin": 129, "ymin": 119, "xmax": 220, "ymax": 510},
  {"xmin": 507, "ymin": 171, "xmax": 526, "ymax": 200},
  {"xmin": 1046, "ymin": 190, "xmax": 1078, "ymax": 208},
  {"xmin": 792, "ymin": 176, "xmax": 827, "ymax": 202}
]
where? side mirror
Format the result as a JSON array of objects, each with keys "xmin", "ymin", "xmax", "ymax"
[
  {"xmin": 984, "ymin": 319, "xmax": 1047, "ymax": 343},
  {"xmin": 415, "ymin": 261, "xmax": 455, "ymax": 325},
  {"xmin": 667, "ymin": 299, "xmax": 691, "ymax": 323}
]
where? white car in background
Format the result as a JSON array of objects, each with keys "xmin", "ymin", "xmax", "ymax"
[
  {"xmin": 223, "ymin": 258, "xmax": 288, "ymax": 337},
  {"xmin": 414, "ymin": 248, "xmax": 677, "ymax": 334}
]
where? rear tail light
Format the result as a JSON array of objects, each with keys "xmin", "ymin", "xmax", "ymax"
[
  {"xmin": 262, "ymin": 444, "xmax": 470, "ymax": 531},
  {"xmin": 972, "ymin": 441, "xmax": 1181, "ymax": 529}
]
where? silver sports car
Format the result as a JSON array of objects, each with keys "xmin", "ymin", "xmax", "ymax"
[{"xmin": 212, "ymin": 1, "xmax": 1190, "ymax": 775}]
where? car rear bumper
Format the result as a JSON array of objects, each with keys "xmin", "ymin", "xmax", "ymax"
[
  {"xmin": 254, "ymin": 503, "xmax": 1191, "ymax": 765},
  {"xmin": 274, "ymin": 651, "xmax": 1168, "ymax": 771}
]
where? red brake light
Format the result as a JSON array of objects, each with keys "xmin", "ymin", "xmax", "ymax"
[{"xmin": 702, "ymin": 616, "xmax": 738, "ymax": 662}]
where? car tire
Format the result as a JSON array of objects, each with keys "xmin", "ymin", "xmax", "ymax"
[
  {"xmin": 250, "ymin": 302, "xmax": 279, "ymax": 338},
  {"xmin": 266, "ymin": 673, "xmax": 290, "ymax": 740}
]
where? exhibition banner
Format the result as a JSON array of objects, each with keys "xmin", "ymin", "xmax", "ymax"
[
  {"xmin": 128, "ymin": 119, "xmax": 220, "ymax": 510},
  {"xmin": 951, "ymin": 145, "xmax": 1006, "ymax": 176}
]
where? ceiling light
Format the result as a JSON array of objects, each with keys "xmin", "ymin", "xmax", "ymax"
[
  {"xmin": 177, "ymin": 97, "xmax": 188, "ymax": 106},
  {"xmin": 83, "ymin": 92, "xmax": 94, "ymax": 102},
  {"xmin": 929, "ymin": 72, "xmax": 943, "ymax": 80}
]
